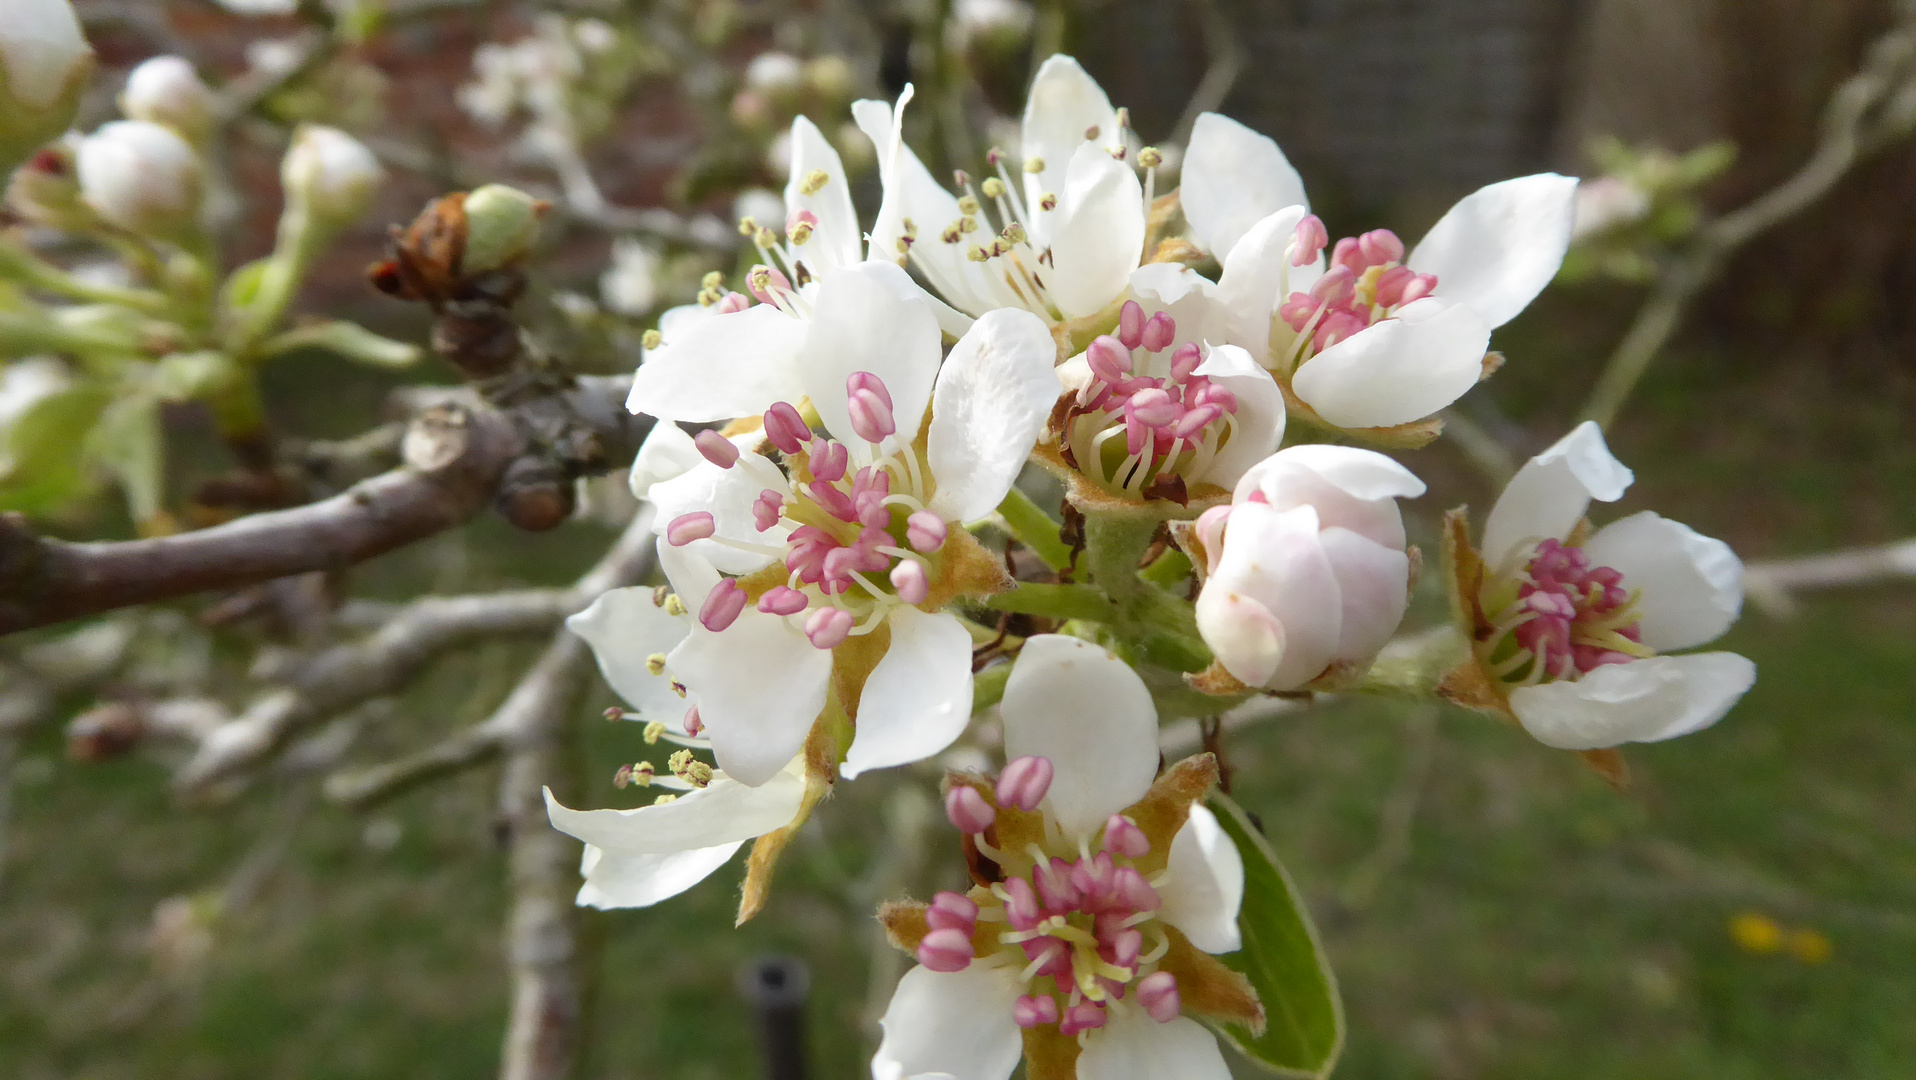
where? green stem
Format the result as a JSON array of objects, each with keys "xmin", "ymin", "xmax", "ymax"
[
  {"xmin": 0, "ymin": 243, "xmax": 170, "ymax": 315},
  {"xmin": 971, "ymin": 662, "xmax": 1012, "ymax": 715},
  {"xmin": 983, "ymin": 583, "xmax": 1119, "ymax": 622},
  {"xmin": 1355, "ymin": 626, "xmax": 1469, "ymax": 698},
  {"xmin": 996, "ymin": 486, "xmax": 1073, "ymax": 572},
  {"xmin": 1081, "ymin": 513, "xmax": 1160, "ymax": 600}
]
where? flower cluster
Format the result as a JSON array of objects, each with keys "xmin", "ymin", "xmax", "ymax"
[{"xmin": 533, "ymin": 52, "xmax": 1757, "ymax": 1079}]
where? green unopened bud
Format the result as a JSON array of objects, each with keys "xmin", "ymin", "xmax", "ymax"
[
  {"xmin": 459, "ymin": 184, "xmax": 548, "ymax": 276},
  {"xmin": 0, "ymin": 0, "xmax": 93, "ymax": 173},
  {"xmin": 282, "ymin": 125, "xmax": 383, "ymax": 227}
]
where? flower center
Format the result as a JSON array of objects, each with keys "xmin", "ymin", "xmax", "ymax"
[
  {"xmin": 1058, "ymin": 301, "xmax": 1240, "ymax": 500},
  {"xmin": 929, "ymin": 757, "xmax": 1186, "ymax": 1041},
  {"xmin": 1479, "ymin": 538, "xmax": 1654, "ymax": 683},
  {"xmin": 1273, "ymin": 217, "xmax": 1439, "ymax": 373},
  {"xmin": 892, "ymin": 125, "xmax": 1155, "ymax": 325},
  {"xmin": 665, "ymin": 373, "xmax": 948, "ymax": 650}
]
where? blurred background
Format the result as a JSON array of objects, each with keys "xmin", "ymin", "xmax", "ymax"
[{"xmin": 2, "ymin": 0, "xmax": 1913, "ymax": 1077}]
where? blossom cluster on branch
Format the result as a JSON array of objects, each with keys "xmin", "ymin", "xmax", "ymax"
[{"xmin": 538, "ymin": 56, "xmax": 1756, "ymax": 1079}]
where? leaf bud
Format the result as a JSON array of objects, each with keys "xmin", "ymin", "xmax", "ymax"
[{"xmin": 459, "ymin": 183, "xmax": 549, "ymax": 276}]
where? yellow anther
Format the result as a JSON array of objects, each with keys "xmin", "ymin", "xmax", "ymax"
[
  {"xmin": 1039, "ymin": 193, "xmax": 1058, "ymax": 211},
  {"xmin": 641, "ymin": 329, "xmax": 663, "ymax": 349},
  {"xmin": 957, "ymin": 195, "xmax": 981, "ymax": 216},
  {"xmin": 941, "ymin": 224, "xmax": 963, "ymax": 244},
  {"xmin": 754, "ymin": 225, "xmax": 777, "ymax": 249},
  {"xmin": 959, "ymin": 216, "xmax": 979, "ymax": 234},
  {"xmin": 653, "ymin": 793, "xmax": 679, "ymax": 805},
  {"xmin": 800, "ymin": 168, "xmax": 830, "ymax": 195},
  {"xmin": 632, "ymin": 760, "xmax": 656, "ymax": 786},
  {"xmin": 663, "ymin": 594, "xmax": 687, "ymax": 616},
  {"xmin": 737, "ymin": 216, "xmax": 759, "ymax": 236},
  {"xmin": 701, "ymin": 270, "xmax": 725, "ymax": 289},
  {"xmin": 981, "ymin": 176, "xmax": 1005, "ymax": 199},
  {"xmin": 1138, "ymin": 146, "xmax": 1163, "ymax": 168},
  {"xmin": 1023, "ymin": 156, "xmax": 1044, "ymax": 174},
  {"xmin": 642, "ymin": 720, "xmax": 666, "ymax": 744},
  {"xmin": 789, "ymin": 221, "xmax": 814, "ymax": 245},
  {"xmin": 645, "ymin": 653, "xmax": 667, "ymax": 676},
  {"xmin": 967, "ymin": 244, "xmax": 989, "ymax": 262}
]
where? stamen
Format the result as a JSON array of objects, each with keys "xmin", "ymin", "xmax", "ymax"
[
  {"xmin": 997, "ymin": 755, "xmax": 1054, "ymax": 811},
  {"xmin": 693, "ymin": 429, "xmax": 738, "ymax": 468},
  {"xmin": 945, "ymin": 785, "xmax": 997, "ymax": 834},
  {"xmin": 666, "ymin": 512, "xmax": 715, "ymax": 546},
  {"xmin": 698, "ymin": 579, "xmax": 746, "ymax": 631}
]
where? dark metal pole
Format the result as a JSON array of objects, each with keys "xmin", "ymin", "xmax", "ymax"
[{"xmin": 739, "ymin": 955, "xmax": 810, "ymax": 1080}]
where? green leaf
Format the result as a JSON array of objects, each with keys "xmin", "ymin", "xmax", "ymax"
[
  {"xmin": 1206, "ymin": 792, "xmax": 1345, "ymax": 1077},
  {"xmin": 0, "ymin": 383, "xmax": 111, "ymax": 514},
  {"xmin": 87, "ymin": 394, "xmax": 166, "ymax": 524}
]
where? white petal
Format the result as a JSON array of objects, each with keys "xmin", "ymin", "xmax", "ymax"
[
  {"xmin": 1155, "ymin": 805, "xmax": 1245, "ymax": 954},
  {"xmin": 1584, "ymin": 511, "xmax": 1744, "ymax": 652},
  {"xmin": 627, "ymin": 421, "xmax": 703, "ymax": 500},
  {"xmin": 1510, "ymin": 652, "xmax": 1756, "ymax": 749},
  {"xmin": 626, "ymin": 304, "xmax": 808, "ymax": 423},
  {"xmin": 855, "ymin": 91, "xmax": 993, "ymax": 318},
  {"xmin": 1077, "ymin": 1012, "xmax": 1233, "ymax": 1080},
  {"xmin": 1200, "ymin": 503, "xmax": 1342, "ymax": 690},
  {"xmin": 566, "ymin": 587, "xmax": 693, "ymax": 725},
  {"xmin": 1045, "ymin": 142, "xmax": 1145, "ymax": 319},
  {"xmin": 1129, "ymin": 263, "xmax": 1223, "ymax": 357},
  {"xmin": 800, "ymin": 262, "xmax": 944, "ymax": 448},
  {"xmin": 999, "ymin": 635, "xmax": 1160, "ymax": 838},
  {"xmin": 1181, "ymin": 112, "xmax": 1308, "ymax": 261},
  {"xmin": 842, "ymin": 609, "xmax": 976, "ymax": 779},
  {"xmin": 542, "ymin": 766, "xmax": 805, "ymax": 855},
  {"xmin": 1194, "ymin": 583, "xmax": 1285, "ymax": 689},
  {"xmin": 1317, "ymin": 527, "xmax": 1411, "ymax": 665},
  {"xmin": 667, "ymin": 612, "xmax": 832, "ymax": 786},
  {"xmin": 1216, "ymin": 206, "xmax": 1312, "ymax": 366},
  {"xmin": 871, "ymin": 964, "xmax": 1024, "ymax": 1080},
  {"xmin": 646, "ymin": 455, "xmax": 791, "ymax": 575},
  {"xmin": 1480, "ymin": 420, "xmax": 1634, "ymax": 572},
  {"xmin": 1187, "ymin": 345, "xmax": 1285, "ymax": 491},
  {"xmin": 1408, "ymin": 173, "xmax": 1578, "ymax": 330},
  {"xmin": 575, "ymin": 841, "xmax": 742, "ymax": 909},
  {"xmin": 785, "ymin": 115, "xmax": 862, "ymax": 277},
  {"xmin": 1233, "ymin": 445, "xmax": 1423, "ymax": 550},
  {"xmin": 1020, "ymin": 55, "xmax": 1122, "ymax": 242},
  {"xmin": 657, "ymin": 538, "xmax": 722, "ymax": 611},
  {"xmin": 926, "ymin": 308, "xmax": 1061, "ymax": 522},
  {"xmin": 1290, "ymin": 299, "xmax": 1491, "ymax": 428}
]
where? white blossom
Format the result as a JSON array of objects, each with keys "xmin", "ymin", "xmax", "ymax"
[
  {"xmin": 1464, "ymin": 421, "xmax": 1754, "ymax": 749},
  {"xmin": 120, "ymin": 57, "xmax": 217, "ymax": 144},
  {"xmin": 75, "ymin": 120, "xmax": 204, "ymax": 239},
  {"xmin": 1181, "ymin": 112, "xmax": 1578, "ymax": 429}
]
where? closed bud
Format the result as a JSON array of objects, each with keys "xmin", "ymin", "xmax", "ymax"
[
  {"xmin": 120, "ymin": 56, "xmax": 217, "ymax": 144},
  {"xmin": 1194, "ymin": 446, "xmax": 1426, "ymax": 691},
  {"xmin": 76, "ymin": 120, "xmax": 204, "ymax": 239},
  {"xmin": 0, "ymin": 0, "xmax": 93, "ymax": 172},
  {"xmin": 282, "ymin": 124, "xmax": 382, "ymax": 226},
  {"xmin": 460, "ymin": 183, "xmax": 548, "ymax": 276}
]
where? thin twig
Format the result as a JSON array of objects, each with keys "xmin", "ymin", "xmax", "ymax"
[
  {"xmin": 1580, "ymin": 8, "xmax": 1916, "ymax": 429},
  {"xmin": 491, "ymin": 512, "xmax": 656, "ymax": 1080},
  {"xmin": 321, "ymin": 506, "xmax": 659, "ymax": 809},
  {"xmin": 1743, "ymin": 538, "xmax": 1916, "ymax": 617}
]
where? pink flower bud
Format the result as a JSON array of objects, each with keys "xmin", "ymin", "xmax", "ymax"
[
  {"xmin": 1137, "ymin": 971, "xmax": 1181, "ymax": 1022},
  {"xmin": 889, "ymin": 560, "xmax": 929, "ymax": 604},
  {"xmin": 995, "ymin": 755, "xmax": 1054, "ymax": 811},
  {"xmin": 752, "ymin": 489, "xmax": 784, "ymax": 532},
  {"xmin": 905, "ymin": 511, "xmax": 947, "ymax": 553},
  {"xmin": 698, "ymin": 579, "xmax": 747, "ymax": 632},
  {"xmin": 1013, "ymin": 995, "xmax": 1060, "ymax": 1029},
  {"xmin": 1059, "ymin": 1000, "xmax": 1107, "ymax": 1037},
  {"xmin": 763, "ymin": 402, "xmax": 811, "ymax": 454},
  {"xmin": 1127, "ymin": 387, "xmax": 1179, "ymax": 428},
  {"xmin": 748, "ymin": 263, "xmax": 792, "ymax": 304},
  {"xmin": 808, "ymin": 437, "xmax": 848, "ymax": 483},
  {"xmin": 666, "ymin": 512, "xmax": 715, "ymax": 547},
  {"xmin": 915, "ymin": 928, "xmax": 974, "ymax": 973},
  {"xmin": 757, "ymin": 586, "xmax": 809, "ymax": 616},
  {"xmin": 1117, "ymin": 300, "xmax": 1145, "ymax": 350},
  {"xmin": 803, "ymin": 606, "xmax": 853, "ymax": 649},
  {"xmin": 1292, "ymin": 214, "xmax": 1329, "ymax": 266},
  {"xmin": 693, "ymin": 429, "xmax": 739, "ymax": 468},
  {"xmin": 1169, "ymin": 342, "xmax": 1203, "ymax": 381},
  {"xmin": 1101, "ymin": 814, "xmax": 1150, "ymax": 858},
  {"xmin": 1086, "ymin": 335, "xmax": 1132, "ymax": 384},
  {"xmin": 944, "ymin": 785, "xmax": 997, "ymax": 834},
  {"xmin": 926, "ymin": 890, "xmax": 979, "ymax": 932},
  {"xmin": 1140, "ymin": 311, "xmax": 1176, "ymax": 352}
]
